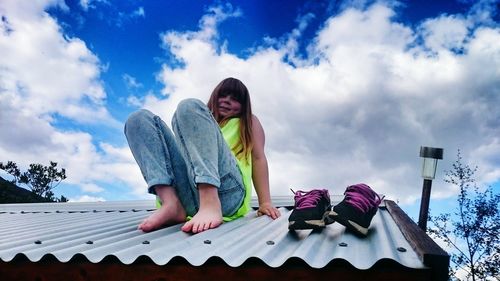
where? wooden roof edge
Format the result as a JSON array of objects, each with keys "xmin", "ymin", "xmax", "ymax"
[{"xmin": 384, "ymin": 199, "xmax": 450, "ymax": 281}]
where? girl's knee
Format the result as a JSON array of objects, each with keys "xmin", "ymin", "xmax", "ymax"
[
  {"xmin": 124, "ymin": 109, "xmax": 154, "ymax": 133},
  {"xmin": 175, "ymin": 99, "xmax": 206, "ymax": 119}
]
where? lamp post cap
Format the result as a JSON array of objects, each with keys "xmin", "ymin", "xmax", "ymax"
[{"xmin": 420, "ymin": 146, "xmax": 444, "ymax": 159}]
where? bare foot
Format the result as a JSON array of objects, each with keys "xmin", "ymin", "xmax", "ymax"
[
  {"xmin": 181, "ymin": 184, "xmax": 223, "ymax": 233},
  {"xmin": 138, "ymin": 203, "xmax": 186, "ymax": 232},
  {"xmin": 138, "ymin": 186, "xmax": 186, "ymax": 232},
  {"xmin": 181, "ymin": 204, "xmax": 223, "ymax": 233}
]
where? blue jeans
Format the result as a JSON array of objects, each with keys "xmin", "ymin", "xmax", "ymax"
[{"xmin": 124, "ymin": 99, "xmax": 245, "ymax": 217}]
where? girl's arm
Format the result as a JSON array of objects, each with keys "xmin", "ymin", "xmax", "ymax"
[{"xmin": 251, "ymin": 115, "xmax": 280, "ymax": 219}]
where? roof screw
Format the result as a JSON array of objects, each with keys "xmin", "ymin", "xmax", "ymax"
[
  {"xmin": 338, "ymin": 242, "xmax": 348, "ymax": 247},
  {"xmin": 204, "ymin": 240, "xmax": 212, "ymax": 245},
  {"xmin": 142, "ymin": 240, "xmax": 150, "ymax": 245},
  {"xmin": 86, "ymin": 241, "xmax": 94, "ymax": 245},
  {"xmin": 34, "ymin": 240, "xmax": 42, "ymax": 245},
  {"xmin": 397, "ymin": 247, "xmax": 407, "ymax": 252},
  {"xmin": 266, "ymin": 240, "xmax": 275, "ymax": 245}
]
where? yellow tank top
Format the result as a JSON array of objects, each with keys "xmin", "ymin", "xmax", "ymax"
[{"xmin": 220, "ymin": 118, "xmax": 253, "ymax": 221}]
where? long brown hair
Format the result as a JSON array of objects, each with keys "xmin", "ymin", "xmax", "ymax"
[{"xmin": 207, "ymin": 77, "xmax": 253, "ymax": 161}]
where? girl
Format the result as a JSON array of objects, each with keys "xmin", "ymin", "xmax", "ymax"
[{"xmin": 125, "ymin": 77, "xmax": 280, "ymax": 234}]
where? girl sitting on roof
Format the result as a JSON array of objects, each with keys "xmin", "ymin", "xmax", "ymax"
[{"xmin": 124, "ymin": 77, "xmax": 280, "ymax": 233}]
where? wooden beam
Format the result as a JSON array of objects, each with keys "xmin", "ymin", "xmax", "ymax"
[{"xmin": 385, "ymin": 200, "xmax": 449, "ymax": 281}]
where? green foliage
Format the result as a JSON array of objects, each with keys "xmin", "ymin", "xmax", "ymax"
[
  {"xmin": 0, "ymin": 160, "xmax": 68, "ymax": 202},
  {"xmin": 0, "ymin": 161, "xmax": 21, "ymax": 184},
  {"xmin": 429, "ymin": 151, "xmax": 500, "ymax": 281}
]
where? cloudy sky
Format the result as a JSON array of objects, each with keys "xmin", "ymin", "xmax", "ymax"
[{"xmin": 0, "ymin": 0, "xmax": 499, "ymax": 219}]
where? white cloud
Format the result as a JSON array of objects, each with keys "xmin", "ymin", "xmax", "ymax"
[
  {"xmin": 143, "ymin": 2, "xmax": 500, "ymax": 205},
  {"xmin": 132, "ymin": 7, "xmax": 145, "ymax": 18},
  {"xmin": 123, "ymin": 74, "xmax": 143, "ymax": 89},
  {"xmin": 0, "ymin": 0, "xmax": 68, "ymax": 19},
  {"xmin": 468, "ymin": 0, "xmax": 499, "ymax": 25},
  {"xmin": 79, "ymin": 0, "xmax": 91, "ymax": 11},
  {"xmin": 80, "ymin": 183, "xmax": 104, "ymax": 193},
  {"xmin": 126, "ymin": 95, "xmax": 144, "ymax": 107},
  {"xmin": 79, "ymin": 0, "xmax": 108, "ymax": 12},
  {"xmin": 0, "ymin": 1, "xmax": 116, "ymax": 126},
  {"xmin": 419, "ymin": 15, "xmax": 469, "ymax": 52},
  {"xmin": 0, "ymin": 1, "xmax": 143, "ymax": 199},
  {"xmin": 78, "ymin": 1, "xmax": 144, "ymax": 27},
  {"xmin": 470, "ymin": 138, "xmax": 500, "ymax": 185},
  {"xmin": 69, "ymin": 195, "xmax": 106, "ymax": 202}
]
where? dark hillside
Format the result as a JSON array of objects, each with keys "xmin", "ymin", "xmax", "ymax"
[{"xmin": 0, "ymin": 176, "xmax": 51, "ymax": 203}]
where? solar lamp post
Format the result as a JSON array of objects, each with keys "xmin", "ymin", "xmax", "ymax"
[{"xmin": 417, "ymin": 146, "xmax": 444, "ymax": 231}]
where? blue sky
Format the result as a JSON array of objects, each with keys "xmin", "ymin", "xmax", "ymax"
[{"xmin": 0, "ymin": 0, "xmax": 499, "ymax": 220}]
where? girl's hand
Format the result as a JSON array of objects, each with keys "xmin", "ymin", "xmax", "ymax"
[{"xmin": 257, "ymin": 202, "xmax": 281, "ymax": 219}]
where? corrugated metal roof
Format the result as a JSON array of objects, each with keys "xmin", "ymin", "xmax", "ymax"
[{"xmin": 0, "ymin": 198, "xmax": 425, "ymax": 269}]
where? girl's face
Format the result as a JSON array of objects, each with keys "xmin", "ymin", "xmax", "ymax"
[{"xmin": 217, "ymin": 94, "xmax": 242, "ymax": 118}]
